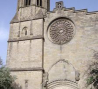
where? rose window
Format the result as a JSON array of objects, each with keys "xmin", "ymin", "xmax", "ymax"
[{"xmin": 48, "ymin": 18, "xmax": 75, "ymax": 45}]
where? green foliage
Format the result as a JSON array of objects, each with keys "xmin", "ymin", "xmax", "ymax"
[
  {"xmin": 0, "ymin": 57, "xmax": 2, "ymax": 66},
  {"xmin": 0, "ymin": 67, "xmax": 16, "ymax": 89},
  {"xmin": 87, "ymin": 76, "xmax": 94, "ymax": 85},
  {"xmin": 87, "ymin": 69, "xmax": 98, "ymax": 89}
]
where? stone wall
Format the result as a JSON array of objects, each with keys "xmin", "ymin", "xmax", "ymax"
[
  {"xmin": 44, "ymin": 7, "xmax": 98, "ymax": 89},
  {"xmin": 7, "ymin": 39, "xmax": 43, "ymax": 69},
  {"xmin": 11, "ymin": 71, "xmax": 42, "ymax": 89}
]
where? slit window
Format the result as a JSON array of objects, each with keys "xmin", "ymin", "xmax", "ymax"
[
  {"xmin": 40, "ymin": 0, "xmax": 42, "ymax": 6},
  {"xmin": 37, "ymin": 0, "xmax": 39, "ymax": 6},
  {"xmin": 37, "ymin": 0, "xmax": 42, "ymax": 7},
  {"xmin": 24, "ymin": 0, "xmax": 31, "ymax": 6},
  {"xmin": 25, "ymin": 80, "xmax": 28, "ymax": 89}
]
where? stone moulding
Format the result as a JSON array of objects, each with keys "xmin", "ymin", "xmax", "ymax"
[
  {"xmin": 10, "ymin": 67, "xmax": 44, "ymax": 72},
  {"xmin": 8, "ymin": 35, "xmax": 44, "ymax": 42},
  {"xmin": 48, "ymin": 59, "xmax": 76, "ymax": 72},
  {"xmin": 47, "ymin": 59, "xmax": 80, "ymax": 83},
  {"xmin": 47, "ymin": 80, "xmax": 79, "ymax": 89}
]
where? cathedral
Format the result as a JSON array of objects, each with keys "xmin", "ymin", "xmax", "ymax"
[{"xmin": 6, "ymin": 0, "xmax": 98, "ymax": 89}]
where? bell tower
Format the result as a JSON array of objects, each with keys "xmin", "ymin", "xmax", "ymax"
[
  {"xmin": 7, "ymin": 0, "xmax": 50, "ymax": 89},
  {"xmin": 17, "ymin": 0, "xmax": 50, "ymax": 11},
  {"xmin": 10, "ymin": 0, "xmax": 50, "ymax": 24}
]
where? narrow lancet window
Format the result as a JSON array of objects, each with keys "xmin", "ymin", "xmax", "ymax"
[
  {"xmin": 25, "ymin": 80, "xmax": 28, "ymax": 89},
  {"xmin": 40, "ymin": 0, "xmax": 42, "ymax": 6},
  {"xmin": 22, "ymin": 27, "xmax": 28, "ymax": 37},
  {"xmin": 28, "ymin": 0, "xmax": 31, "ymax": 5},
  {"xmin": 37, "ymin": 0, "xmax": 39, "ymax": 6},
  {"xmin": 37, "ymin": 0, "xmax": 42, "ymax": 7},
  {"xmin": 25, "ymin": 30, "xmax": 27, "ymax": 35},
  {"xmin": 24, "ymin": 0, "xmax": 31, "ymax": 6}
]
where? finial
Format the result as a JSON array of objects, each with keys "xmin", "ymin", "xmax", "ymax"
[{"xmin": 56, "ymin": 1, "xmax": 64, "ymax": 9}]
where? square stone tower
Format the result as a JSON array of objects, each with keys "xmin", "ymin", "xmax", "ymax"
[
  {"xmin": 7, "ymin": 0, "xmax": 98, "ymax": 89},
  {"xmin": 7, "ymin": 0, "xmax": 50, "ymax": 89}
]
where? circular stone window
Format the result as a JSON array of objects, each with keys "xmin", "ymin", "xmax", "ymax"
[{"xmin": 48, "ymin": 18, "xmax": 75, "ymax": 45}]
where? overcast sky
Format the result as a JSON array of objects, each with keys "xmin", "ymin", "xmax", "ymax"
[{"xmin": 0, "ymin": 0, "xmax": 98, "ymax": 65}]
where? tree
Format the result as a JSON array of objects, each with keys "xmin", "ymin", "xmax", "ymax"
[
  {"xmin": 0, "ymin": 57, "xmax": 16, "ymax": 89},
  {"xmin": 0, "ymin": 57, "xmax": 2, "ymax": 66},
  {"xmin": 87, "ymin": 63, "xmax": 98, "ymax": 89},
  {"xmin": 86, "ymin": 50, "xmax": 98, "ymax": 89},
  {"xmin": 0, "ymin": 67, "xmax": 15, "ymax": 89}
]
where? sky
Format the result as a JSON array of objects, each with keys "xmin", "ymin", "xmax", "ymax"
[{"xmin": 0, "ymin": 0, "xmax": 98, "ymax": 65}]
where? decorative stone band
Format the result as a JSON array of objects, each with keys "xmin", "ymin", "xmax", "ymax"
[
  {"xmin": 9, "ymin": 67, "xmax": 44, "ymax": 72},
  {"xmin": 8, "ymin": 35, "xmax": 44, "ymax": 42},
  {"xmin": 47, "ymin": 80, "xmax": 79, "ymax": 89}
]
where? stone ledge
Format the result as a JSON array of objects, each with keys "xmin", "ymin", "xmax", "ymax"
[
  {"xmin": 10, "ymin": 17, "xmax": 45, "ymax": 24},
  {"xmin": 8, "ymin": 35, "xmax": 44, "ymax": 42},
  {"xmin": 10, "ymin": 67, "xmax": 44, "ymax": 72}
]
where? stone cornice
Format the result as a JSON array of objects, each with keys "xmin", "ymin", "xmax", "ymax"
[
  {"xmin": 8, "ymin": 35, "xmax": 44, "ymax": 42},
  {"xmin": 10, "ymin": 17, "xmax": 45, "ymax": 24},
  {"xmin": 10, "ymin": 67, "xmax": 44, "ymax": 72}
]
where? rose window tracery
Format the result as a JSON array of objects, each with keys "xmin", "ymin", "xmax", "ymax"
[{"xmin": 48, "ymin": 18, "xmax": 75, "ymax": 45}]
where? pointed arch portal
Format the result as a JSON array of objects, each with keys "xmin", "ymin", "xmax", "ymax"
[{"xmin": 47, "ymin": 80, "xmax": 79, "ymax": 89}]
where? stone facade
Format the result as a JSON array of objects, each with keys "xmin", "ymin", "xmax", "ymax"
[{"xmin": 6, "ymin": 0, "xmax": 98, "ymax": 89}]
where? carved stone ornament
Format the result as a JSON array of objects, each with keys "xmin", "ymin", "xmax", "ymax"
[{"xmin": 48, "ymin": 18, "xmax": 75, "ymax": 45}]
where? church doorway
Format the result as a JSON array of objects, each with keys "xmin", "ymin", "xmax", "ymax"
[{"xmin": 47, "ymin": 80, "xmax": 79, "ymax": 89}]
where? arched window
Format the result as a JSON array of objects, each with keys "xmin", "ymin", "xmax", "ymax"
[
  {"xmin": 37, "ymin": 0, "xmax": 42, "ymax": 7},
  {"xmin": 25, "ymin": 30, "xmax": 27, "ymax": 35},
  {"xmin": 24, "ymin": 0, "xmax": 31, "ymax": 6},
  {"xmin": 22, "ymin": 27, "xmax": 28, "ymax": 36}
]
